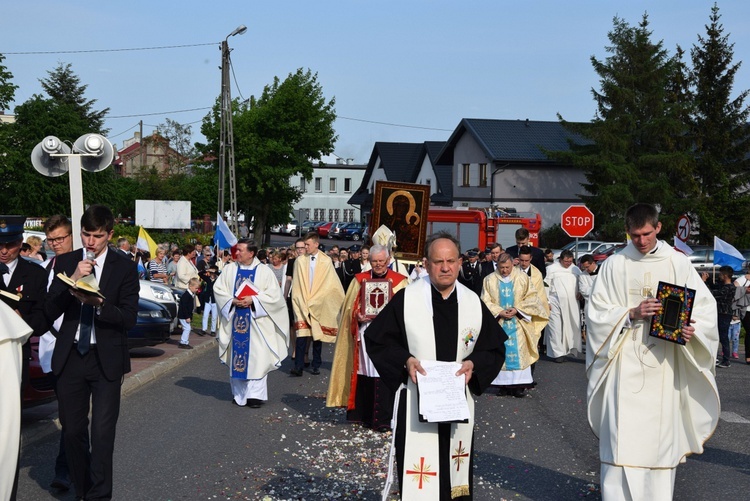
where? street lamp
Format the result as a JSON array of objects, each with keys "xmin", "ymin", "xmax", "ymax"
[{"xmin": 218, "ymin": 24, "xmax": 247, "ymax": 235}]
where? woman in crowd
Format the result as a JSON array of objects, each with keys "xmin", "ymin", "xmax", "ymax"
[{"xmin": 149, "ymin": 247, "xmax": 170, "ymax": 284}]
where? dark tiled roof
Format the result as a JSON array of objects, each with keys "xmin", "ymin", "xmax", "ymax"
[
  {"xmin": 373, "ymin": 142, "xmax": 425, "ymax": 181},
  {"xmin": 436, "ymin": 118, "xmax": 590, "ymax": 165}
]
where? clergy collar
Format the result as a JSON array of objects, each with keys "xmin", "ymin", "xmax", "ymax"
[
  {"xmin": 371, "ymin": 269, "xmax": 388, "ymax": 279},
  {"xmin": 499, "ymin": 274, "xmax": 512, "ymax": 283},
  {"xmin": 649, "ymin": 240, "xmax": 663, "ymax": 254},
  {"xmin": 430, "ymin": 282, "xmax": 457, "ymax": 300}
]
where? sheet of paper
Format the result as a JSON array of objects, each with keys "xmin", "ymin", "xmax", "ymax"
[{"xmin": 416, "ymin": 360, "xmax": 470, "ymax": 423}]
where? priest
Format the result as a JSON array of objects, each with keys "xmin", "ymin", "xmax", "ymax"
[
  {"xmin": 366, "ymin": 232, "xmax": 505, "ymax": 500},
  {"xmin": 481, "ymin": 253, "xmax": 548, "ymax": 397},
  {"xmin": 586, "ymin": 203, "xmax": 719, "ymax": 500},
  {"xmin": 546, "ymin": 249, "xmax": 583, "ymax": 362},
  {"xmin": 326, "ymin": 244, "xmax": 408, "ymax": 430},
  {"xmin": 214, "ymin": 239, "xmax": 289, "ymax": 408}
]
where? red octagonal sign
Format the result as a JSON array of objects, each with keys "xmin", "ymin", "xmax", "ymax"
[{"xmin": 561, "ymin": 205, "xmax": 595, "ymax": 238}]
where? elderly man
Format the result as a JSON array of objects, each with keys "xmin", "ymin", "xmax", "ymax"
[
  {"xmin": 546, "ymin": 250, "xmax": 583, "ymax": 362},
  {"xmin": 366, "ymin": 231, "xmax": 505, "ymax": 500},
  {"xmin": 586, "ymin": 204, "xmax": 719, "ymax": 500},
  {"xmin": 214, "ymin": 239, "xmax": 289, "ymax": 408},
  {"xmin": 327, "ymin": 244, "xmax": 408, "ymax": 430},
  {"xmin": 481, "ymin": 253, "xmax": 548, "ymax": 398},
  {"xmin": 290, "ymin": 231, "xmax": 345, "ymax": 377}
]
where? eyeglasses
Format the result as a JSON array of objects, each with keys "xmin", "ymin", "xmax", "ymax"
[
  {"xmin": 295, "ymin": 246, "xmax": 305, "ymax": 250},
  {"xmin": 47, "ymin": 234, "xmax": 71, "ymax": 245}
]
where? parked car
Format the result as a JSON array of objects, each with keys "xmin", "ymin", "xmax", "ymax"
[
  {"xmin": 317, "ymin": 221, "xmax": 334, "ymax": 238},
  {"xmin": 23, "ymin": 336, "xmax": 56, "ymax": 408},
  {"xmin": 271, "ymin": 219, "xmax": 299, "ymax": 236},
  {"xmin": 553, "ymin": 240, "xmax": 604, "ymax": 260},
  {"xmin": 589, "ymin": 242, "xmax": 621, "ymax": 256},
  {"xmin": 140, "ymin": 280, "xmax": 179, "ymax": 331},
  {"xmin": 300, "ymin": 220, "xmax": 320, "ymax": 234},
  {"xmin": 341, "ymin": 223, "xmax": 366, "ymax": 241},
  {"xmin": 592, "ymin": 243, "xmax": 627, "ymax": 262},
  {"xmin": 327, "ymin": 222, "xmax": 348, "ymax": 239},
  {"xmin": 128, "ymin": 298, "xmax": 172, "ymax": 349},
  {"xmin": 676, "ymin": 245, "xmax": 750, "ymax": 274}
]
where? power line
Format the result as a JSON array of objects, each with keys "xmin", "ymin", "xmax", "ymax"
[
  {"xmin": 108, "ymin": 106, "xmax": 212, "ymax": 119},
  {"xmin": 3, "ymin": 42, "xmax": 218, "ymax": 55},
  {"xmin": 337, "ymin": 116, "xmax": 452, "ymax": 131}
]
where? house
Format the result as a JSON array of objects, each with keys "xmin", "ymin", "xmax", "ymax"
[
  {"xmin": 349, "ymin": 118, "xmax": 591, "ymax": 229},
  {"xmin": 116, "ymin": 132, "xmax": 189, "ymax": 178},
  {"xmin": 292, "ymin": 159, "xmax": 366, "ymax": 223}
]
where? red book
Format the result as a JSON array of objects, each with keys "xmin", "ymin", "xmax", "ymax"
[{"xmin": 235, "ymin": 280, "xmax": 259, "ymax": 299}]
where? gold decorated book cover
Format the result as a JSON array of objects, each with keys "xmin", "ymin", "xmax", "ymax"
[{"xmin": 648, "ymin": 281, "xmax": 695, "ymax": 346}]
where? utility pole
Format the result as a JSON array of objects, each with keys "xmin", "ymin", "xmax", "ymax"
[{"xmin": 218, "ymin": 25, "xmax": 246, "ymax": 235}]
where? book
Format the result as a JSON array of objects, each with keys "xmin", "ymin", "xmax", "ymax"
[
  {"xmin": 648, "ymin": 281, "xmax": 695, "ymax": 345},
  {"xmin": 235, "ymin": 279, "xmax": 259, "ymax": 299},
  {"xmin": 56, "ymin": 272, "xmax": 105, "ymax": 299}
]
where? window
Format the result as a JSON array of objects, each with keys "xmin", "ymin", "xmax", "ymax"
[
  {"xmin": 479, "ymin": 163, "xmax": 487, "ymax": 187},
  {"xmin": 344, "ymin": 178, "xmax": 352, "ymax": 193},
  {"xmin": 330, "ymin": 178, "xmax": 337, "ymax": 193},
  {"xmin": 300, "ymin": 177, "xmax": 307, "ymax": 193},
  {"xmin": 462, "ymin": 164, "xmax": 470, "ymax": 187},
  {"xmin": 334, "ymin": 209, "xmax": 340, "ymax": 221},
  {"xmin": 315, "ymin": 177, "xmax": 322, "ymax": 192},
  {"xmin": 329, "ymin": 209, "xmax": 334, "ymax": 221}
]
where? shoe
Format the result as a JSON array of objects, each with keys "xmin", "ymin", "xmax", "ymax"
[
  {"xmin": 209, "ymin": 331, "xmax": 216, "ymax": 337},
  {"xmin": 310, "ymin": 368, "xmax": 321, "ymax": 375},
  {"xmin": 732, "ymin": 352, "xmax": 739, "ymax": 359},
  {"xmin": 512, "ymin": 389, "xmax": 526, "ymax": 398},
  {"xmin": 178, "ymin": 343, "xmax": 193, "ymax": 350},
  {"xmin": 716, "ymin": 361, "xmax": 731, "ymax": 368},
  {"xmin": 50, "ymin": 477, "xmax": 71, "ymax": 491},
  {"xmin": 304, "ymin": 362, "xmax": 311, "ymax": 368},
  {"xmin": 289, "ymin": 369, "xmax": 303, "ymax": 377},
  {"xmin": 553, "ymin": 356, "xmax": 565, "ymax": 363},
  {"xmin": 247, "ymin": 399, "xmax": 263, "ymax": 408}
]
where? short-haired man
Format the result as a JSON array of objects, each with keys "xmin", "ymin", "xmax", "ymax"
[
  {"xmin": 586, "ymin": 203, "xmax": 719, "ymax": 499},
  {"xmin": 480, "ymin": 243, "xmax": 503, "ymax": 279},
  {"xmin": 458, "ymin": 248, "xmax": 483, "ymax": 295},
  {"xmin": 481, "ymin": 253, "xmax": 548, "ymax": 397},
  {"xmin": 115, "ymin": 237, "xmax": 131, "ymax": 259},
  {"xmin": 505, "ymin": 228, "xmax": 547, "ymax": 279},
  {"xmin": 365, "ymin": 231, "xmax": 506, "ymax": 499},
  {"xmin": 46, "ymin": 205, "xmax": 139, "ymax": 500},
  {"xmin": 213, "ymin": 239, "xmax": 289, "ymax": 407},
  {"xmin": 285, "ymin": 239, "xmax": 306, "ymax": 359},
  {"xmin": 545, "ymin": 249, "xmax": 582, "ymax": 362},
  {"xmin": 577, "ymin": 254, "xmax": 599, "ymax": 302},
  {"xmin": 327, "ymin": 244, "xmax": 408, "ymax": 430},
  {"xmin": 290, "ymin": 232, "xmax": 345, "ymax": 376}
]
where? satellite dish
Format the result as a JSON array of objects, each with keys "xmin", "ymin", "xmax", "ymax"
[
  {"xmin": 73, "ymin": 134, "xmax": 114, "ymax": 172},
  {"xmin": 30, "ymin": 136, "xmax": 72, "ymax": 177}
]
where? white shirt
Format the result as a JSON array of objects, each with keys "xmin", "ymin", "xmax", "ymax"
[{"xmin": 74, "ymin": 248, "xmax": 108, "ymax": 345}]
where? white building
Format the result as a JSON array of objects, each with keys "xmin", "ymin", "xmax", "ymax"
[{"xmin": 292, "ymin": 159, "xmax": 366, "ymax": 223}]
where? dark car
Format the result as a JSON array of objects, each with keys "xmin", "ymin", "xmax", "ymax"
[
  {"xmin": 23, "ymin": 336, "xmax": 56, "ymax": 408},
  {"xmin": 128, "ymin": 298, "xmax": 172, "ymax": 349},
  {"xmin": 592, "ymin": 243, "xmax": 627, "ymax": 262},
  {"xmin": 341, "ymin": 223, "xmax": 366, "ymax": 241}
]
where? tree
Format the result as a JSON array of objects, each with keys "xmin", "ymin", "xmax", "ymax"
[
  {"xmin": 555, "ymin": 15, "xmax": 697, "ymax": 240},
  {"xmin": 156, "ymin": 118, "xmax": 196, "ymax": 175},
  {"xmin": 0, "ymin": 53, "xmax": 18, "ymax": 112},
  {"xmin": 199, "ymin": 68, "xmax": 337, "ymax": 243},
  {"xmin": 690, "ymin": 3, "xmax": 750, "ymax": 244},
  {"xmin": 40, "ymin": 63, "xmax": 109, "ymax": 134}
]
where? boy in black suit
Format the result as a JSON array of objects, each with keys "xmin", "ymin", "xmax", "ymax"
[
  {"xmin": 178, "ymin": 277, "xmax": 201, "ymax": 349},
  {"xmin": 46, "ymin": 205, "xmax": 139, "ymax": 501}
]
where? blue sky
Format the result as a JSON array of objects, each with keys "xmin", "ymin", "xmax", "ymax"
[{"xmin": 3, "ymin": 1, "xmax": 750, "ymax": 164}]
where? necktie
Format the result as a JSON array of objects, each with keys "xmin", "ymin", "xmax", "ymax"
[
  {"xmin": 0, "ymin": 262, "xmax": 8, "ymax": 289},
  {"xmin": 77, "ymin": 264, "xmax": 96, "ymax": 355}
]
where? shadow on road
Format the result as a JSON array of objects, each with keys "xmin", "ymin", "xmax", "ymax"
[{"xmin": 173, "ymin": 376, "xmax": 228, "ymax": 401}]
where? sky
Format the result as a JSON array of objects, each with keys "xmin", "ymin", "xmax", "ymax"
[{"xmin": 3, "ymin": 1, "xmax": 750, "ymax": 164}]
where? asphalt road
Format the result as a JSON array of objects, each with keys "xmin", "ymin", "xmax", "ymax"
[{"xmin": 18, "ymin": 346, "xmax": 750, "ymax": 500}]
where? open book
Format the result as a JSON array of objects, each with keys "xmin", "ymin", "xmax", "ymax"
[{"xmin": 57, "ymin": 272, "xmax": 105, "ymax": 299}]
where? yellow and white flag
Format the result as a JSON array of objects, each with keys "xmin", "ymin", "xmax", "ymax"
[{"xmin": 137, "ymin": 227, "xmax": 158, "ymax": 256}]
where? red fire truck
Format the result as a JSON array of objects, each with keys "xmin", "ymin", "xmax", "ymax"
[{"xmin": 427, "ymin": 207, "xmax": 541, "ymax": 252}]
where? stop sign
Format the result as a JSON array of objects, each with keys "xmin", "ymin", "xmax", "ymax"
[{"xmin": 561, "ymin": 205, "xmax": 594, "ymax": 238}]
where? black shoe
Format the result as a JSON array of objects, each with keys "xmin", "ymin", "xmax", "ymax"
[
  {"xmin": 553, "ymin": 356, "xmax": 565, "ymax": 363},
  {"xmin": 196, "ymin": 329, "xmax": 206, "ymax": 337},
  {"xmin": 304, "ymin": 362, "xmax": 311, "ymax": 368},
  {"xmin": 716, "ymin": 361, "xmax": 731, "ymax": 368},
  {"xmin": 513, "ymin": 389, "xmax": 526, "ymax": 398},
  {"xmin": 247, "ymin": 399, "xmax": 263, "ymax": 408},
  {"xmin": 289, "ymin": 369, "xmax": 303, "ymax": 377},
  {"xmin": 50, "ymin": 477, "xmax": 71, "ymax": 491},
  {"xmin": 178, "ymin": 343, "xmax": 193, "ymax": 350},
  {"xmin": 310, "ymin": 368, "xmax": 321, "ymax": 375}
]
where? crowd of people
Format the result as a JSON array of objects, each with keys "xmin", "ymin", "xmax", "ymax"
[{"xmin": 2, "ymin": 202, "xmax": 738, "ymax": 500}]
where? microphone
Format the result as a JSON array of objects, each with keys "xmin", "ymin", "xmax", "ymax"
[{"xmin": 86, "ymin": 251, "xmax": 96, "ymax": 262}]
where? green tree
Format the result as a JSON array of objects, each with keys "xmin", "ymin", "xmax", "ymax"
[
  {"xmin": 690, "ymin": 3, "xmax": 750, "ymax": 244},
  {"xmin": 40, "ymin": 63, "xmax": 109, "ymax": 134},
  {"xmin": 199, "ymin": 68, "xmax": 337, "ymax": 243},
  {"xmin": 555, "ymin": 15, "xmax": 697, "ymax": 239},
  {"xmin": 0, "ymin": 53, "xmax": 18, "ymax": 111}
]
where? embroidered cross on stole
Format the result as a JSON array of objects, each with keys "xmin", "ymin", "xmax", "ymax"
[
  {"xmin": 231, "ymin": 267, "xmax": 256, "ymax": 379},
  {"xmin": 499, "ymin": 280, "xmax": 521, "ymax": 370}
]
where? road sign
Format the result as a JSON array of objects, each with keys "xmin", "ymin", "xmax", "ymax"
[
  {"xmin": 676, "ymin": 215, "xmax": 691, "ymax": 242},
  {"xmin": 561, "ymin": 205, "xmax": 595, "ymax": 238}
]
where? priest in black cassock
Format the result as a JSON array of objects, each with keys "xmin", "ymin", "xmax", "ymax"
[{"xmin": 366, "ymin": 231, "xmax": 506, "ymax": 501}]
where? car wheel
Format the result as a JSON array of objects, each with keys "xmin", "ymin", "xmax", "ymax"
[
  {"xmin": 352, "ymin": 233, "xmax": 360, "ymax": 241},
  {"xmin": 290, "ymin": 229, "xmax": 297, "ymax": 237}
]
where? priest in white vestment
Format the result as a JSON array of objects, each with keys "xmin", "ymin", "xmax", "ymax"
[
  {"xmin": 586, "ymin": 203, "xmax": 719, "ymax": 500},
  {"xmin": 546, "ymin": 250, "xmax": 583, "ymax": 361},
  {"xmin": 214, "ymin": 240, "xmax": 289, "ymax": 408},
  {"xmin": 481, "ymin": 253, "xmax": 548, "ymax": 397},
  {"xmin": 0, "ymin": 300, "xmax": 33, "ymax": 500}
]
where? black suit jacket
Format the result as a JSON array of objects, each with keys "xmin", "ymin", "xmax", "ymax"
[
  {"xmin": 506, "ymin": 245, "xmax": 547, "ymax": 279},
  {"xmin": 6, "ymin": 257, "xmax": 49, "ymax": 336},
  {"xmin": 459, "ymin": 261, "xmax": 483, "ymax": 295},
  {"xmin": 479, "ymin": 260, "xmax": 496, "ymax": 280},
  {"xmin": 46, "ymin": 249, "xmax": 139, "ymax": 381}
]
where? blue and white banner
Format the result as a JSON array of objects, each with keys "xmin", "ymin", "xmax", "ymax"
[
  {"xmin": 714, "ymin": 236, "xmax": 745, "ymax": 272},
  {"xmin": 215, "ymin": 213, "xmax": 238, "ymax": 250}
]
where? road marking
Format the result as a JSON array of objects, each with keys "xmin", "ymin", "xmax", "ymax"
[{"xmin": 720, "ymin": 411, "xmax": 750, "ymax": 424}]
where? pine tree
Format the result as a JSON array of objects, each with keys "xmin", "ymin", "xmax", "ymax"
[
  {"xmin": 690, "ymin": 3, "xmax": 750, "ymax": 244},
  {"xmin": 40, "ymin": 62, "xmax": 109, "ymax": 133}
]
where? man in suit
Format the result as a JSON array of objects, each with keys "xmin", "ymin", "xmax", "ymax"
[
  {"xmin": 480, "ymin": 243, "xmax": 503, "ymax": 280},
  {"xmin": 46, "ymin": 205, "xmax": 139, "ymax": 500},
  {"xmin": 505, "ymin": 228, "xmax": 547, "ymax": 279}
]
